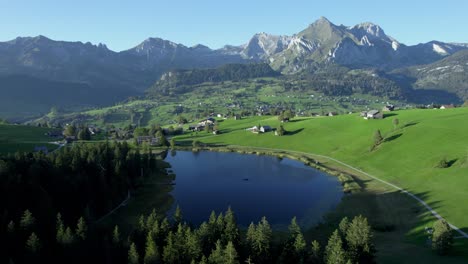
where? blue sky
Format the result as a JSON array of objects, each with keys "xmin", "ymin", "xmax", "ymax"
[{"xmin": 1, "ymin": 0, "xmax": 467, "ymax": 51}]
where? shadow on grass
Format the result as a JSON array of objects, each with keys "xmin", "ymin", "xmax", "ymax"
[
  {"xmin": 447, "ymin": 159, "xmax": 458, "ymax": 168},
  {"xmin": 384, "ymin": 133, "xmax": 402, "ymax": 143},
  {"xmin": 286, "ymin": 128, "xmax": 304, "ymax": 136},
  {"xmin": 383, "ymin": 113, "xmax": 398, "ymax": 118},
  {"xmin": 402, "ymin": 122, "xmax": 419, "ymax": 129},
  {"xmin": 288, "ymin": 119, "xmax": 307, "ymax": 123}
]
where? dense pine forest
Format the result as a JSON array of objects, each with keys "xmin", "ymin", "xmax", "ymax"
[{"xmin": 0, "ymin": 142, "xmax": 163, "ymax": 263}]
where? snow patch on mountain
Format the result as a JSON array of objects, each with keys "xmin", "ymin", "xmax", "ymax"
[{"xmin": 432, "ymin": 43, "xmax": 449, "ymax": 55}]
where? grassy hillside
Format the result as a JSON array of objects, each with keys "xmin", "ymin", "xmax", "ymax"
[
  {"xmin": 181, "ymin": 108, "xmax": 468, "ymax": 226},
  {"xmin": 175, "ymin": 107, "xmax": 468, "ymax": 259},
  {"xmin": 0, "ymin": 124, "xmax": 58, "ymax": 154}
]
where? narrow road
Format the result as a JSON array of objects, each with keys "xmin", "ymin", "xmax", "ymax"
[
  {"xmin": 94, "ymin": 191, "xmax": 131, "ymax": 224},
  {"xmin": 227, "ymin": 144, "xmax": 468, "ymax": 239}
]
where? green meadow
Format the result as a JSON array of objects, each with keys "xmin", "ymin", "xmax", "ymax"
[
  {"xmin": 0, "ymin": 124, "xmax": 58, "ymax": 154},
  {"xmin": 176, "ymin": 107, "xmax": 468, "ymax": 261}
]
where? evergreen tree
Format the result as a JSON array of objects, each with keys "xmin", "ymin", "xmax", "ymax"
[
  {"xmin": 257, "ymin": 217, "xmax": 272, "ymax": 255},
  {"xmin": 186, "ymin": 228, "xmax": 202, "ymax": 261},
  {"xmin": 76, "ymin": 217, "xmax": 87, "ymax": 240},
  {"xmin": 392, "ymin": 118, "xmax": 399, "ymax": 129},
  {"xmin": 224, "ymin": 241, "xmax": 239, "ymax": 264},
  {"xmin": 432, "ymin": 219, "xmax": 454, "ymax": 255},
  {"xmin": 325, "ymin": 230, "xmax": 347, "ymax": 264},
  {"xmin": 112, "ymin": 225, "xmax": 121, "ymax": 244},
  {"xmin": 144, "ymin": 231, "xmax": 159, "ymax": 264},
  {"xmin": 345, "ymin": 215, "xmax": 373, "ymax": 262},
  {"xmin": 288, "ymin": 216, "xmax": 301, "ymax": 239},
  {"xmin": 56, "ymin": 213, "xmax": 65, "ymax": 243},
  {"xmin": 293, "ymin": 233, "xmax": 307, "ymax": 261},
  {"xmin": 62, "ymin": 227, "xmax": 75, "ymax": 245},
  {"xmin": 146, "ymin": 209, "xmax": 157, "ymax": 231},
  {"xmin": 26, "ymin": 232, "xmax": 41, "ymax": 253},
  {"xmin": 199, "ymin": 255, "xmax": 208, "ymax": 264},
  {"xmin": 163, "ymin": 232, "xmax": 179, "ymax": 263},
  {"xmin": 246, "ymin": 222, "xmax": 256, "ymax": 249},
  {"xmin": 223, "ymin": 207, "xmax": 240, "ymax": 246},
  {"xmin": 277, "ymin": 125, "xmax": 285, "ymax": 136},
  {"xmin": 7, "ymin": 220, "xmax": 15, "ymax": 233},
  {"xmin": 215, "ymin": 213, "xmax": 225, "ymax": 237},
  {"xmin": 208, "ymin": 240, "xmax": 224, "ymax": 264},
  {"xmin": 310, "ymin": 240, "xmax": 321, "ymax": 263},
  {"xmin": 138, "ymin": 214, "xmax": 146, "ymax": 232},
  {"xmin": 128, "ymin": 242, "xmax": 139, "ymax": 264},
  {"xmin": 373, "ymin": 130, "xmax": 383, "ymax": 147},
  {"xmin": 174, "ymin": 205, "xmax": 183, "ymax": 224},
  {"xmin": 64, "ymin": 125, "xmax": 76, "ymax": 137},
  {"xmin": 338, "ymin": 217, "xmax": 349, "ymax": 237},
  {"xmin": 20, "ymin": 209, "xmax": 35, "ymax": 230}
]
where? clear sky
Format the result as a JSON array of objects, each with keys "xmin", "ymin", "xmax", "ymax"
[{"xmin": 1, "ymin": 0, "xmax": 467, "ymax": 51}]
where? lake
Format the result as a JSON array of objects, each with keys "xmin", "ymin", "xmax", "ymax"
[{"xmin": 165, "ymin": 151, "xmax": 343, "ymax": 229}]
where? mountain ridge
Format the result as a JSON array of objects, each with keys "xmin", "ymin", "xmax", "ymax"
[{"xmin": 1, "ymin": 16, "xmax": 468, "ymax": 119}]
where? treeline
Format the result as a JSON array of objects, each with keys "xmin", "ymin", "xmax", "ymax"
[
  {"xmin": 296, "ymin": 72, "xmax": 406, "ymax": 100},
  {"xmin": 149, "ymin": 63, "xmax": 280, "ymax": 96},
  {"xmin": 1, "ymin": 206, "xmax": 376, "ymax": 264}
]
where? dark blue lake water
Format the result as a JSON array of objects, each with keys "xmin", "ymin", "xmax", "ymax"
[{"xmin": 165, "ymin": 151, "xmax": 343, "ymax": 229}]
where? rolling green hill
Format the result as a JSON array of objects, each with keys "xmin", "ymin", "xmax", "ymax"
[{"xmin": 175, "ymin": 107, "xmax": 468, "ymax": 259}]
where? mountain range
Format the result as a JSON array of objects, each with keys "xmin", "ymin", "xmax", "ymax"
[{"xmin": 1, "ymin": 16, "xmax": 467, "ymax": 119}]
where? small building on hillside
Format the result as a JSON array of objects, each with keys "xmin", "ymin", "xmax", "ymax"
[
  {"xmin": 383, "ymin": 104, "xmax": 395, "ymax": 112},
  {"xmin": 364, "ymin": 110, "xmax": 383, "ymax": 119},
  {"xmin": 260, "ymin": 126, "xmax": 272, "ymax": 133},
  {"xmin": 137, "ymin": 136, "xmax": 159, "ymax": 146},
  {"xmin": 246, "ymin": 126, "xmax": 259, "ymax": 133},
  {"xmin": 280, "ymin": 117, "xmax": 290, "ymax": 123},
  {"xmin": 328, "ymin": 112, "xmax": 338, "ymax": 117},
  {"xmin": 440, "ymin": 104, "xmax": 455, "ymax": 109}
]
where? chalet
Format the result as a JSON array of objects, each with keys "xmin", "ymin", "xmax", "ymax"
[
  {"xmin": 440, "ymin": 104, "xmax": 455, "ymax": 109},
  {"xmin": 383, "ymin": 104, "xmax": 395, "ymax": 112},
  {"xmin": 137, "ymin": 136, "xmax": 159, "ymax": 146},
  {"xmin": 88, "ymin": 125, "xmax": 101, "ymax": 135},
  {"xmin": 246, "ymin": 126, "xmax": 259, "ymax": 133},
  {"xmin": 260, "ymin": 126, "xmax": 272, "ymax": 133},
  {"xmin": 364, "ymin": 110, "xmax": 383, "ymax": 119},
  {"xmin": 327, "ymin": 112, "xmax": 338, "ymax": 117},
  {"xmin": 234, "ymin": 115, "xmax": 241, "ymax": 120}
]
